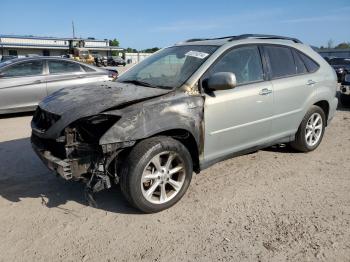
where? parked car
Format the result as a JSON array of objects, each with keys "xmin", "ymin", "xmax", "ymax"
[
  {"xmin": 0, "ymin": 57, "xmax": 117, "ymax": 114},
  {"xmin": 328, "ymin": 58, "xmax": 350, "ymax": 82},
  {"xmin": 339, "ymin": 74, "xmax": 350, "ymax": 106},
  {"xmin": 31, "ymin": 34, "xmax": 338, "ymax": 213},
  {"xmin": 107, "ymin": 56, "xmax": 126, "ymax": 66},
  {"xmin": 0, "ymin": 55, "xmax": 17, "ymax": 62},
  {"xmin": 92, "ymin": 54, "xmax": 107, "ymax": 67}
]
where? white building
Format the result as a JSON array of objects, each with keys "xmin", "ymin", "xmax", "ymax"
[
  {"xmin": 0, "ymin": 35, "xmax": 123, "ymax": 58},
  {"xmin": 124, "ymin": 52, "xmax": 153, "ymax": 64}
]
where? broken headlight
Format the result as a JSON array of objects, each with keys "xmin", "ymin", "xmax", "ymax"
[{"xmin": 73, "ymin": 114, "xmax": 120, "ymax": 143}]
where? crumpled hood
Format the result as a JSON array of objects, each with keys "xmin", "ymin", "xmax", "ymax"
[
  {"xmin": 40, "ymin": 81, "xmax": 171, "ymax": 116},
  {"xmin": 35, "ymin": 81, "xmax": 171, "ymax": 138}
]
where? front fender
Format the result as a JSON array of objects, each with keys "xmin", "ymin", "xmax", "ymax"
[{"xmin": 99, "ymin": 94, "xmax": 204, "ymax": 148}]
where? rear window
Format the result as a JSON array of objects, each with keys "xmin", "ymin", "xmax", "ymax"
[
  {"xmin": 329, "ymin": 58, "xmax": 350, "ymax": 66},
  {"xmin": 48, "ymin": 60, "xmax": 82, "ymax": 74}
]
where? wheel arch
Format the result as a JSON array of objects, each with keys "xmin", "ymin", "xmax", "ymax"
[
  {"xmin": 313, "ymin": 100, "xmax": 329, "ymax": 125},
  {"xmin": 149, "ymin": 129, "xmax": 200, "ymax": 173}
]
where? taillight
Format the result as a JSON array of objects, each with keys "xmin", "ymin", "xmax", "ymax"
[{"xmin": 108, "ymin": 71, "xmax": 118, "ymax": 79}]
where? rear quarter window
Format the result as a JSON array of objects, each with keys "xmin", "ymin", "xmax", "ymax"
[
  {"xmin": 292, "ymin": 50, "xmax": 308, "ymax": 74},
  {"xmin": 81, "ymin": 64, "xmax": 96, "ymax": 72},
  {"xmin": 297, "ymin": 52, "xmax": 320, "ymax": 73}
]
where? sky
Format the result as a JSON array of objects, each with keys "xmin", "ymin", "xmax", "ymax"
[{"xmin": 1, "ymin": 0, "xmax": 350, "ymax": 49}]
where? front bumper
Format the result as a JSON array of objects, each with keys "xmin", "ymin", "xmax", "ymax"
[{"xmin": 31, "ymin": 135, "xmax": 93, "ymax": 180}]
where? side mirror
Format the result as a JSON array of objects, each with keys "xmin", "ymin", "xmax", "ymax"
[{"xmin": 205, "ymin": 72, "xmax": 237, "ymax": 91}]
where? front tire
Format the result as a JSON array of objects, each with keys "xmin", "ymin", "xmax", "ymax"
[
  {"xmin": 291, "ymin": 105, "xmax": 326, "ymax": 152},
  {"xmin": 120, "ymin": 136, "xmax": 193, "ymax": 213}
]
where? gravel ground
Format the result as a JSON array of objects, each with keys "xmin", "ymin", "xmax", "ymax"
[{"xmin": 0, "ymin": 102, "xmax": 349, "ymax": 261}]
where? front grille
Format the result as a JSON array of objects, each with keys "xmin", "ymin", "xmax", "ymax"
[
  {"xmin": 31, "ymin": 134, "xmax": 66, "ymax": 159},
  {"xmin": 33, "ymin": 107, "xmax": 61, "ymax": 131}
]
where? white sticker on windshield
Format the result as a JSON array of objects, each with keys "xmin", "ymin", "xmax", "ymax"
[{"xmin": 185, "ymin": 51, "xmax": 209, "ymax": 59}]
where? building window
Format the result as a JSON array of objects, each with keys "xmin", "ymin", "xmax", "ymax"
[
  {"xmin": 8, "ymin": 50, "xmax": 18, "ymax": 56},
  {"xmin": 43, "ymin": 50, "xmax": 50, "ymax": 56}
]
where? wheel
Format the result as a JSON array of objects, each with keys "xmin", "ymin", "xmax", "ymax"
[
  {"xmin": 120, "ymin": 136, "xmax": 193, "ymax": 213},
  {"xmin": 340, "ymin": 94, "xmax": 350, "ymax": 106},
  {"xmin": 291, "ymin": 105, "xmax": 326, "ymax": 152}
]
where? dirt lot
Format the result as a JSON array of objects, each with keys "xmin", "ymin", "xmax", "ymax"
[{"xmin": 0, "ymin": 102, "xmax": 349, "ymax": 261}]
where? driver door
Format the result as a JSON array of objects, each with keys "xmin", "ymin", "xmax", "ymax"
[{"xmin": 203, "ymin": 45, "xmax": 274, "ymax": 163}]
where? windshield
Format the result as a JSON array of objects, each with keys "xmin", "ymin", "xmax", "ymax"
[
  {"xmin": 329, "ymin": 58, "xmax": 350, "ymax": 65},
  {"xmin": 117, "ymin": 45, "xmax": 217, "ymax": 89},
  {"xmin": 345, "ymin": 74, "xmax": 350, "ymax": 82}
]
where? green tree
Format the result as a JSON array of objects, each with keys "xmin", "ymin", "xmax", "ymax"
[
  {"xmin": 142, "ymin": 47, "xmax": 161, "ymax": 53},
  {"xmin": 335, "ymin": 42, "xmax": 350, "ymax": 49},
  {"xmin": 109, "ymin": 38, "xmax": 120, "ymax": 56},
  {"xmin": 125, "ymin": 47, "xmax": 138, "ymax": 53},
  {"xmin": 109, "ymin": 38, "xmax": 120, "ymax": 47}
]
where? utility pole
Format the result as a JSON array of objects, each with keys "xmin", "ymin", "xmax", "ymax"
[{"xmin": 72, "ymin": 20, "xmax": 76, "ymax": 39}]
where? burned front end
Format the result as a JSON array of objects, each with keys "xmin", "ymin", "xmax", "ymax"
[{"xmin": 31, "ymin": 107, "xmax": 122, "ymax": 183}]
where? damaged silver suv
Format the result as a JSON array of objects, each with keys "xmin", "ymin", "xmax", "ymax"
[{"xmin": 31, "ymin": 34, "xmax": 338, "ymax": 213}]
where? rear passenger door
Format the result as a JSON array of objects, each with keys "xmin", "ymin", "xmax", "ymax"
[{"xmin": 263, "ymin": 45, "xmax": 320, "ymax": 139}]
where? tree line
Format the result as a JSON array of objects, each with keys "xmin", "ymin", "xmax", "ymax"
[
  {"xmin": 320, "ymin": 40, "xmax": 350, "ymax": 49},
  {"xmin": 109, "ymin": 38, "xmax": 160, "ymax": 53}
]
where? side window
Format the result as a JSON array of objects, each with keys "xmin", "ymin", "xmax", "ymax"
[
  {"xmin": 298, "ymin": 52, "xmax": 319, "ymax": 73},
  {"xmin": 48, "ymin": 60, "xmax": 82, "ymax": 74},
  {"xmin": 1, "ymin": 60, "xmax": 43, "ymax": 77},
  {"xmin": 208, "ymin": 46, "xmax": 264, "ymax": 85},
  {"xmin": 265, "ymin": 46, "xmax": 296, "ymax": 79},
  {"xmin": 292, "ymin": 50, "xmax": 308, "ymax": 74}
]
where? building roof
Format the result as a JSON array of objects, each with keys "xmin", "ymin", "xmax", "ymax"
[
  {"xmin": 0, "ymin": 34, "xmax": 108, "ymax": 42},
  {"xmin": 0, "ymin": 34, "xmax": 124, "ymax": 50}
]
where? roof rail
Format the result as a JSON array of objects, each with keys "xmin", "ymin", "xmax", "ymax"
[
  {"xmin": 184, "ymin": 34, "xmax": 302, "ymax": 44},
  {"xmin": 228, "ymin": 34, "xmax": 303, "ymax": 43},
  {"xmin": 185, "ymin": 36, "xmax": 237, "ymax": 43}
]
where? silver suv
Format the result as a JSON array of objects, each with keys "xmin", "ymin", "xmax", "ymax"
[{"xmin": 31, "ymin": 34, "xmax": 338, "ymax": 213}]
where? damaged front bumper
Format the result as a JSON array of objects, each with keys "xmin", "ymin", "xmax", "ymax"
[{"xmin": 31, "ymin": 135, "xmax": 93, "ymax": 180}]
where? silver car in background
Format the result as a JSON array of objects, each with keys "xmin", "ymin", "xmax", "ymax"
[{"xmin": 0, "ymin": 57, "xmax": 116, "ymax": 114}]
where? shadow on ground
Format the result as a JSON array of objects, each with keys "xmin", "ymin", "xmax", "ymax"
[
  {"xmin": 0, "ymin": 103, "xmax": 349, "ymax": 214},
  {"xmin": 0, "ymin": 111, "xmax": 33, "ymax": 119},
  {"xmin": 0, "ymin": 137, "xmax": 140, "ymax": 214}
]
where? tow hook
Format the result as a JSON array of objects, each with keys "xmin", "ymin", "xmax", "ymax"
[{"xmin": 84, "ymin": 172, "xmax": 112, "ymax": 208}]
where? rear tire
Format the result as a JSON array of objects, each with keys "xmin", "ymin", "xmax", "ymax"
[
  {"xmin": 120, "ymin": 136, "xmax": 193, "ymax": 213},
  {"xmin": 291, "ymin": 105, "xmax": 326, "ymax": 152}
]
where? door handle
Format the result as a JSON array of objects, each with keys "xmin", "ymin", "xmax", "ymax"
[
  {"xmin": 306, "ymin": 80, "xmax": 317, "ymax": 86},
  {"xmin": 259, "ymin": 88, "xmax": 272, "ymax": 95}
]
